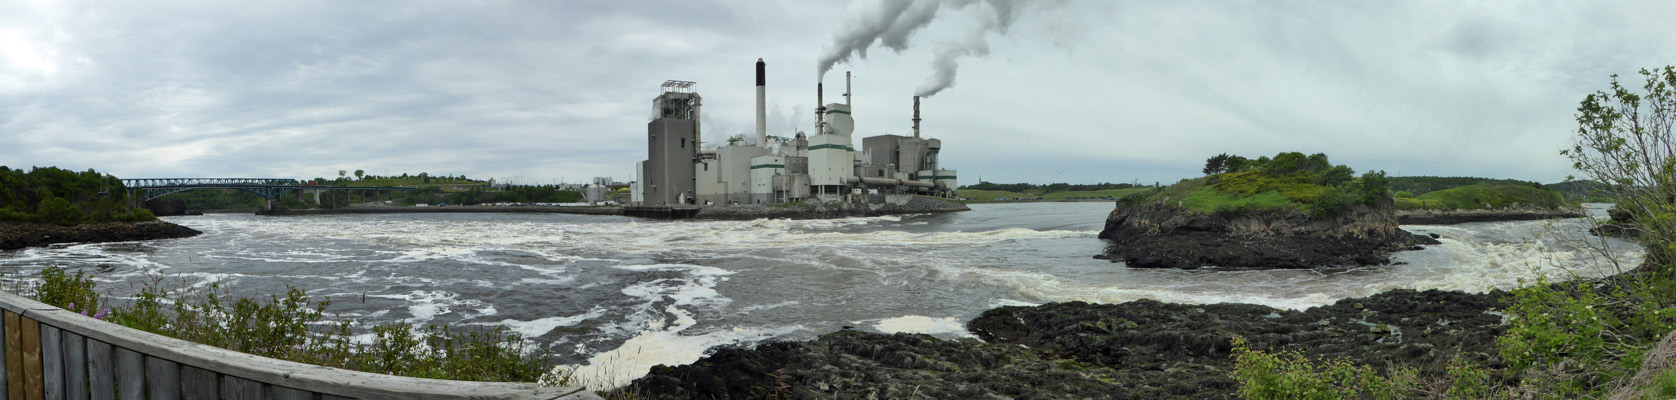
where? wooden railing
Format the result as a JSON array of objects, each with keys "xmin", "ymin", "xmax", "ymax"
[{"xmin": 0, "ymin": 291, "xmax": 599, "ymax": 399}]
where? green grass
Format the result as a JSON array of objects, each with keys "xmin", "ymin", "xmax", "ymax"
[
  {"xmin": 1039, "ymin": 188, "xmax": 1150, "ymax": 200},
  {"xmin": 1180, "ymin": 189, "xmax": 1299, "ymax": 213},
  {"xmin": 958, "ymin": 189, "xmax": 1035, "ymax": 201},
  {"xmin": 1130, "ymin": 176, "xmax": 1310, "ymax": 214},
  {"xmin": 1395, "ymin": 184, "xmax": 1571, "ymax": 211},
  {"xmin": 1643, "ymin": 368, "xmax": 1676, "ymax": 399}
]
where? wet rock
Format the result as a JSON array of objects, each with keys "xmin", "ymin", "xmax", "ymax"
[
  {"xmin": 1396, "ymin": 207, "xmax": 1586, "ymax": 225},
  {"xmin": 1097, "ymin": 201, "xmax": 1438, "ymax": 269},
  {"xmin": 625, "ymin": 289, "xmax": 1508, "ymax": 399},
  {"xmin": 0, "ymin": 221, "xmax": 201, "ymax": 251}
]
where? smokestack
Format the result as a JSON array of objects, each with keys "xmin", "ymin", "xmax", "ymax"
[
  {"xmin": 913, "ymin": 95, "xmax": 921, "ymax": 139},
  {"xmin": 756, "ymin": 58, "xmax": 767, "ymax": 148},
  {"xmin": 817, "ymin": 82, "xmax": 825, "ymax": 125},
  {"xmin": 845, "ymin": 71, "xmax": 852, "ymax": 106}
]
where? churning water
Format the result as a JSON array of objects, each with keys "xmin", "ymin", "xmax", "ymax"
[{"xmin": 0, "ymin": 202, "xmax": 1641, "ymax": 386}]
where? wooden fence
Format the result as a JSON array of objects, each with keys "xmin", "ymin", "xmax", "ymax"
[{"xmin": 0, "ymin": 291, "xmax": 598, "ymax": 400}]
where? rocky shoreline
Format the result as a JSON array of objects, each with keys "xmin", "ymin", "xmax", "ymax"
[
  {"xmin": 1097, "ymin": 201, "xmax": 1438, "ymax": 269},
  {"xmin": 626, "ymin": 288, "xmax": 1508, "ymax": 399},
  {"xmin": 257, "ymin": 205, "xmax": 624, "ymax": 216},
  {"xmin": 0, "ymin": 221, "xmax": 202, "ymax": 251},
  {"xmin": 1396, "ymin": 207, "xmax": 1586, "ymax": 225},
  {"xmin": 692, "ymin": 196, "xmax": 969, "ymax": 220}
]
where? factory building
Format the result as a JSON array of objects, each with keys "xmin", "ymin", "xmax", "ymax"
[{"xmin": 630, "ymin": 59, "xmax": 955, "ymax": 207}]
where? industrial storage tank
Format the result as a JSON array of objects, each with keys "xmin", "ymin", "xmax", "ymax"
[
  {"xmin": 749, "ymin": 155, "xmax": 785, "ymax": 204},
  {"xmin": 933, "ymin": 169, "xmax": 958, "ymax": 194}
]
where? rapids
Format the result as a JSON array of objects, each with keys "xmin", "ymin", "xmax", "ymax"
[{"xmin": 0, "ymin": 202, "xmax": 1638, "ymax": 386}]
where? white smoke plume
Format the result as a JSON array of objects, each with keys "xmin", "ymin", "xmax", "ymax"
[{"xmin": 817, "ymin": 0, "xmax": 1064, "ymax": 98}]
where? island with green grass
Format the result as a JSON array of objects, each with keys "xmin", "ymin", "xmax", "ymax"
[
  {"xmin": 1096, "ymin": 152, "xmax": 1438, "ymax": 269},
  {"xmin": 1387, "ymin": 176, "xmax": 1584, "ymax": 224}
]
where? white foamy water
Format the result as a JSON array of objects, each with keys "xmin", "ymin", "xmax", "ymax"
[{"xmin": 0, "ymin": 203, "xmax": 1641, "ymax": 388}]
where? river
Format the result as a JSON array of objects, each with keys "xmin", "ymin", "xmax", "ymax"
[{"xmin": 0, "ymin": 202, "xmax": 1641, "ymax": 386}]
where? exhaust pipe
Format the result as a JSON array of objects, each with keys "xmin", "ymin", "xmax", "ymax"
[
  {"xmin": 756, "ymin": 58, "xmax": 767, "ymax": 148},
  {"xmin": 913, "ymin": 95, "xmax": 921, "ymax": 139}
]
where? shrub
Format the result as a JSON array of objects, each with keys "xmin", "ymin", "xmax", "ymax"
[
  {"xmin": 1230, "ymin": 336, "xmax": 1415, "ymax": 399},
  {"xmin": 27, "ymin": 269, "xmax": 553, "ymax": 383},
  {"xmin": 38, "ymin": 197, "xmax": 85, "ymax": 225}
]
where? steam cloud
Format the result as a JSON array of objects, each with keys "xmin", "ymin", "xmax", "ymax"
[{"xmin": 817, "ymin": 0, "xmax": 1061, "ymax": 98}]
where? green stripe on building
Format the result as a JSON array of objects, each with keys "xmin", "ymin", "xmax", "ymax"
[
  {"xmin": 750, "ymin": 164, "xmax": 786, "ymax": 170},
  {"xmin": 916, "ymin": 175, "xmax": 958, "ymax": 180},
  {"xmin": 809, "ymin": 144, "xmax": 854, "ymax": 151}
]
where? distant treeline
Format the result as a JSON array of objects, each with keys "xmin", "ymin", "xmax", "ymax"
[
  {"xmin": 1544, "ymin": 180, "xmax": 1615, "ymax": 201},
  {"xmin": 161, "ymin": 189, "xmax": 266, "ymax": 210},
  {"xmin": 1385, "ymin": 176, "xmax": 1543, "ymax": 196},
  {"xmin": 960, "ymin": 182, "xmax": 1140, "ymax": 193},
  {"xmin": 0, "ymin": 166, "xmax": 155, "ymax": 224},
  {"xmin": 405, "ymin": 185, "xmax": 583, "ymax": 206}
]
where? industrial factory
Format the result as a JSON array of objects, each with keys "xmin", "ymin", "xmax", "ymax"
[{"xmin": 631, "ymin": 59, "xmax": 957, "ymax": 207}]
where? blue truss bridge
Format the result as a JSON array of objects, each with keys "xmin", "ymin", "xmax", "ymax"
[{"xmin": 122, "ymin": 178, "xmax": 417, "ymax": 211}]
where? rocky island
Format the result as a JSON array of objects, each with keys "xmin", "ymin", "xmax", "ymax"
[
  {"xmin": 0, "ymin": 166, "xmax": 202, "ymax": 250},
  {"xmin": 1097, "ymin": 152, "xmax": 1438, "ymax": 269}
]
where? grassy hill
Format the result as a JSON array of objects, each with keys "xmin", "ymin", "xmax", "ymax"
[
  {"xmin": 1395, "ymin": 183, "xmax": 1571, "ymax": 210},
  {"xmin": 1040, "ymin": 188, "xmax": 1150, "ymax": 200},
  {"xmin": 1122, "ymin": 152, "xmax": 1385, "ymax": 217},
  {"xmin": 956, "ymin": 189, "xmax": 1035, "ymax": 201}
]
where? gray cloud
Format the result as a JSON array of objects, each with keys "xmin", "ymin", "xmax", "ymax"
[{"xmin": 2, "ymin": 0, "xmax": 1673, "ymax": 186}]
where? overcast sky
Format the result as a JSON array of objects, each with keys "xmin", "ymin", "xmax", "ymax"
[{"xmin": 3, "ymin": 0, "xmax": 1673, "ymax": 185}]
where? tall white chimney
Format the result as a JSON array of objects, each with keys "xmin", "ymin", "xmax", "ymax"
[
  {"xmin": 845, "ymin": 71, "xmax": 852, "ymax": 106},
  {"xmin": 756, "ymin": 58, "xmax": 767, "ymax": 148}
]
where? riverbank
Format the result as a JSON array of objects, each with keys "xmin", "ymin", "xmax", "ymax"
[
  {"xmin": 626, "ymin": 287, "xmax": 1507, "ymax": 398},
  {"xmin": 257, "ymin": 205, "xmax": 623, "ymax": 216},
  {"xmin": 0, "ymin": 221, "xmax": 202, "ymax": 250},
  {"xmin": 692, "ymin": 196, "xmax": 969, "ymax": 219},
  {"xmin": 1396, "ymin": 207, "xmax": 1586, "ymax": 225}
]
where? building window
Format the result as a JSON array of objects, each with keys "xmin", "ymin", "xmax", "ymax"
[{"xmin": 681, "ymin": 138, "xmax": 686, "ymax": 149}]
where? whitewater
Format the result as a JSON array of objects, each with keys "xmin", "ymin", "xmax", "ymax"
[{"xmin": 0, "ymin": 202, "xmax": 1639, "ymax": 387}]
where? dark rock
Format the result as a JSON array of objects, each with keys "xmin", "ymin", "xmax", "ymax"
[
  {"xmin": 625, "ymin": 289, "xmax": 1510, "ymax": 399},
  {"xmin": 1097, "ymin": 201, "xmax": 1438, "ymax": 269},
  {"xmin": 1593, "ymin": 206, "xmax": 1641, "ymax": 238},
  {"xmin": 0, "ymin": 221, "xmax": 201, "ymax": 251},
  {"xmin": 1396, "ymin": 207, "xmax": 1586, "ymax": 225},
  {"xmin": 143, "ymin": 198, "xmax": 190, "ymax": 216}
]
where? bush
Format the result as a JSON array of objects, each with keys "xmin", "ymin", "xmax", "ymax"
[
  {"xmin": 1496, "ymin": 269, "xmax": 1676, "ymax": 397},
  {"xmin": 1230, "ymin": 336, "xmax": 1415, "ymax": 399},
  {"xmin": 37, "ymin": 197, "xmax": 85, "ymax": 225},
  {"xmin": 28, "ymin": 269, "xmax": 553, "ymax": 383}
]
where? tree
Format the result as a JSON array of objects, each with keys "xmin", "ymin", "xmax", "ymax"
[
  {"xmin": 1204, "ymin": 153, "xmax": 1232, "ymax": 175},
  {"xmin": 1225, "ymin": 155, "xmax": 1252, "ymax": 173},
  {"xmin": 354, "ymin": 170, "xmax": 364, "ymax": 180},
  {"xmin": 1566, "ymin": 66, "xmax": 1676, "ymax": 267}
]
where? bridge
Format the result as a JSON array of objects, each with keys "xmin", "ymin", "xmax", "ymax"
[{"xmin": 122, "ymin": 178, "xmax": 417, "ymax": 211}]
